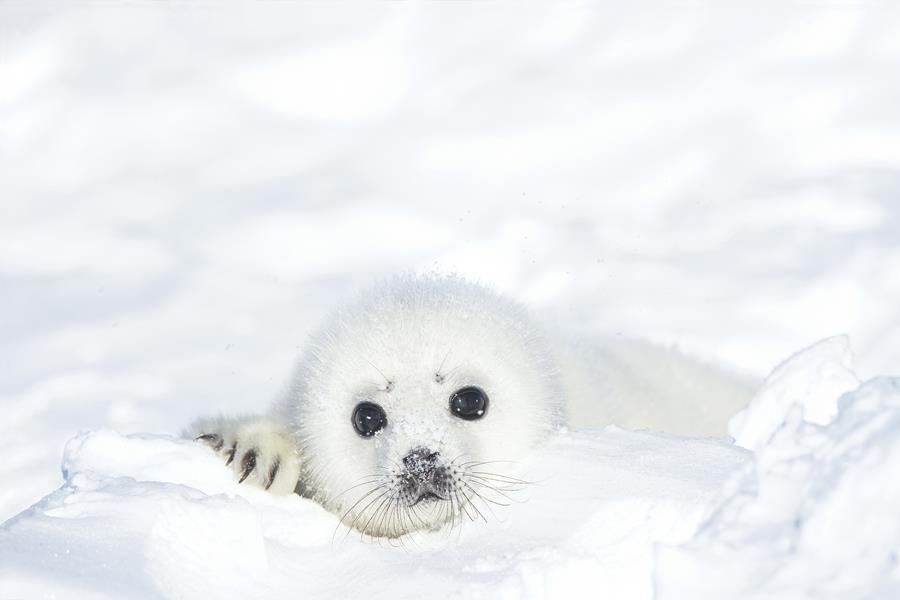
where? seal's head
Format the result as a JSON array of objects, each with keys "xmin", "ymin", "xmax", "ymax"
[{"xmin": 282, "ymin": 274, "xmax": 563, "ymax": 538}]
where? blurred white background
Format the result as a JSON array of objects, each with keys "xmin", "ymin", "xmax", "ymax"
[{"xmin": 2, "ymin": 2, "xmax": 900, "ymax": 521}]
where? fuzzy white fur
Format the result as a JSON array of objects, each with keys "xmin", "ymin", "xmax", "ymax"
[
  {"xmin": 190, "ymin": 274, "xmax": 753, "ymax": 538},
  {"xmin": 189, "ymin": 415, "xmax": 301, "ymax": 495}
]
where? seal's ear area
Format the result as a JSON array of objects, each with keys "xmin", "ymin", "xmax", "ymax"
[{"xmin": 187, "ymin": 415, "xmax": 302, "ymax": 495}]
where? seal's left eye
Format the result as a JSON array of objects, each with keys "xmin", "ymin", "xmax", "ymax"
[
  {"xmin": 352, "ymin": 401, "xmax": 387, "ymax": 437},
  {"xmin": 449, "ymin": 386, "xmax": 488, "ymax": 420}
]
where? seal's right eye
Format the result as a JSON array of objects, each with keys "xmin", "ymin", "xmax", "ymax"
[
  {"xmin": 449, "ymin": 386, "xmax": 489, "ymax": 420},
  {"xmin": 352, "ymin": 401, "xmax": 387, "ymax": 437}
]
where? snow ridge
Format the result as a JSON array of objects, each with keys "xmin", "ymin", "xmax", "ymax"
[{"xmin": 2, "ymin": 338, "xmax": 898, "ymax": 598}]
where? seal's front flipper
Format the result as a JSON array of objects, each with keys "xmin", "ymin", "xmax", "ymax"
[{"xmin": 188, "ymin": 416, "xmax": 301, "ymax": 495}]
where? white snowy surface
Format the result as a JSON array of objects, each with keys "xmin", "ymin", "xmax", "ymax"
[
  {"xmin": 658, "ymin": 338, "xmax": 900, "ymax": 599},
  {"xmin": 2, "ymin": 2, "xmax": 900, "ymax": 599},
  {"xmin": 0, "ymin": 428, "xmax": 746, "ymax": 599},
  {"xmin": 3, "ymin": 338, "xmax": 899, "ymax": 599}
]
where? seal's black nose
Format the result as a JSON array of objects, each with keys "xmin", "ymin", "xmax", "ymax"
[{"xmin": 402, "ymin": 447, "xmax": 440, "ymax": 479}]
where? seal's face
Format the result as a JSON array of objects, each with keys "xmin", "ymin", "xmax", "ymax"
[{"xmin": 288, "ymin": 276, "xmax": 563, "ymax": 538}]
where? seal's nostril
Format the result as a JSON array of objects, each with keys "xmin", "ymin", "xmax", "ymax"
[
  {"xmin": 401, "ymin": 447, "xmax": 449, "ymax": 505},
  {"xmin": 402, "ymin": 447, "xmax": 440, "ymax": 476}
]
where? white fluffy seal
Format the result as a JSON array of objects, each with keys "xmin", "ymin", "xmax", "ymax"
[{"xmin": 190, "ymin": 274, "xmax": 752, "ymax": 538}]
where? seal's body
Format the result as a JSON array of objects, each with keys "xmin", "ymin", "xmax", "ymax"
[{"xmin": 191, "ymin": 274, "xmax": 752, "ymax": 538}]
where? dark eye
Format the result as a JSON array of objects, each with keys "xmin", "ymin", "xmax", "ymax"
[
  {"xmin": 352, "ymin": 401, "xmax": 387, "ymax": 437},
  {"xmin": 449, "ymin": 386, "xmax": 488, "ymax": 420}
]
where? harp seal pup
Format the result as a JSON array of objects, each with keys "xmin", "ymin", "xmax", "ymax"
[{"xmin": 190, "ymin": 274, "xmax": 752, "ymax": 538}]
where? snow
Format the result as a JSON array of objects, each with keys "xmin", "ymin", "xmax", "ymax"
[
  {"xmin": 3, "ymin": 339, "xmax": 899, "ymax": 598},
  {"xmin": 728, "ymin": 335, "xmax": 861, "ymax": 451},
  {"xmin": 659, "ymin": 340, "xmax": 900, "ymax": 599},
  {"xmin": 1, "ymin": 424, "xmax": 747, "ymax": 599},
  {"xmin": 2, "ymin": 3, "xmax": 900, "ymax": 598}
]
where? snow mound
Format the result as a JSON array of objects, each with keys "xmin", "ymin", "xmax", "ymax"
[
  {"xmin": 659, "ymin": 337, "xmax": 900, "ymax": 599},
  {"xmin": 1, "ymin": 431, "xmax": 745, "ymax": 598},
  {"xmin": 2, "ymin": 337, "xmax": 898, "ymax": 599}
]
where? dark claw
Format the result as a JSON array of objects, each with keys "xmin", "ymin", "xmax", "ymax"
[
  {"xmin": 194, "ymin": 433, "xmax": 224, "ymax": 451},
  {"xmin": 239, "ymin": 448, "xmax": 257, "ymax": 483},
  {"xmin": 265, "ymin": 458, "xmax": 280, "ymax": 491},
  {"xmin": 225, "ymin": 441, "xmax": 238, "ymax": 466}
]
